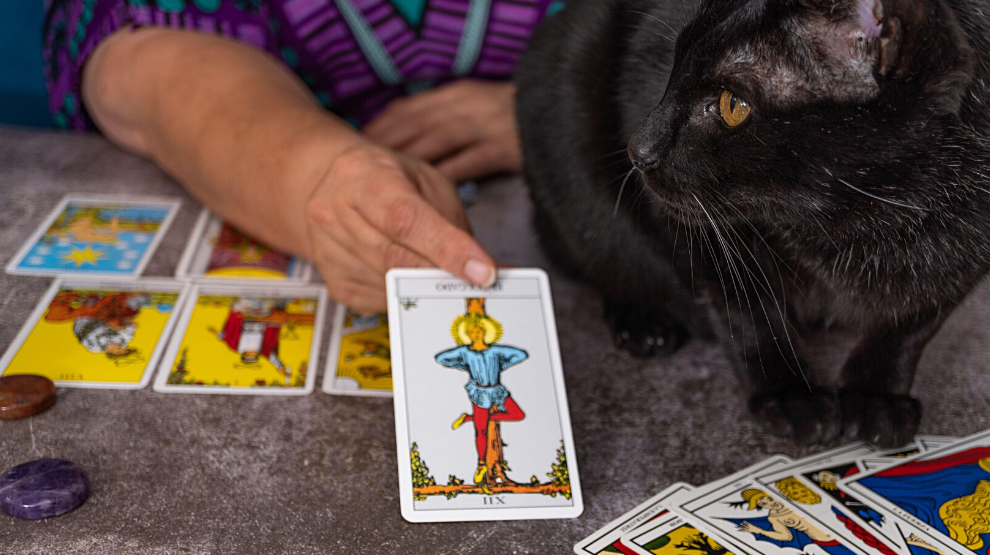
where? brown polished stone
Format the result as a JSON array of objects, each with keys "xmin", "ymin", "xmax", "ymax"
[{"xmin": 0, "ymin": 375, "xmax": 56, "ymax": 420}]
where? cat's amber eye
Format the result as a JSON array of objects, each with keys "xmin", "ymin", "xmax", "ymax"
[{"xmin": 719, "ymin": 90, "xmax": 751, "ymax": 128}]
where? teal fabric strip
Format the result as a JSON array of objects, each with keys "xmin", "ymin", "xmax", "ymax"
[
  {"xmin": 333, "ymin": 0, "xmax": 403, "ymax": 85},
  {"xmin": 452, "ymin": 0, "xmax": 490, "ymax": 76}
]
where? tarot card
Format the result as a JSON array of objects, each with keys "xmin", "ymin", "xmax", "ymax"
[
  {"xmin": 174, "ymin": 209, "xmax": 312, "ymax": 283},
  {"xmin": 0, "ymin": 278, "xmax": 189, "ymax": 389},
  {"xmin": 321, "ymin": 304, "xmax": 392, "ymax": 397},
  {"xmin": 574, "ymin": 483, "xmax": 695, "ymax": 555},
  {"xmin": 840, "ymin": 429, "xmax": 990, "ymax": 555},
  {"xmin": 153, "ymin": 283, "xmax": 327, "ymax": 395},
  {"xmin": 774, "ymin": 443, "xmax": 930, "ymax": 555},
  {"xmin": 914, "ymin": 437, "xmax": 959, "ymax": 453},
  {"xmin": 621, "ymin": 507, "xmax": 746, "ymax": 555},
  {"xmin": 855, "ymin": 439, "xmax": 955, "ymax": 473},
  {"xmin": 669, "ymin": 455, "xmax": 880, "ymax": 555},
  {"xmin": 6, "ymin": 194, "xmax": 180, "ymax": 278},
  {"xmin": 386, "ymin": 268, "xmax": 582, "ymax": 522},
  {"xmin": 755, "ymin": 443, "xmax": 918, "ymax": 555}
]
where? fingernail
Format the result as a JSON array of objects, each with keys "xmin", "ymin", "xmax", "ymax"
[{"xmin": 464, "ymin": 259, "xmax": 496, "ymax": 287}]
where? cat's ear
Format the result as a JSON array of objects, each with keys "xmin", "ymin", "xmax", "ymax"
[
  {"xmin": 877, "ymin": 0, "xmax": 973, "ymax": 112},
  {"xmin": 846, "ymin": 0, "xmax": 902, "ymax": 78},
  {"xmin": 848, "ymin": 0, "xmax": 973, "ymax": 112},
  {"xmin": 861, "ymin": 0, "xmax": 903, "ymax": 77}
]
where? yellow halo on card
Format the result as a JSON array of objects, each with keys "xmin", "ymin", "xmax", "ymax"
[
  {"xmin": 451, "ymin": 314, "xmax": 502, "ymax": 346},
  {"xmin": 205, "ymin": 267, "xmax": 287, "ymax": 280}
]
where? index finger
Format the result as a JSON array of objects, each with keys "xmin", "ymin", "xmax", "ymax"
[{"xmin": 360, "ymin": 192, "xmax": 496, "ymax": 287}]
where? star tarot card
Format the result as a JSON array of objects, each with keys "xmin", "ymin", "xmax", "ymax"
[
  {"xmin": 6, "ymin": 194, "xmax": 180, "ymax": 278},
  {"xmin": 621, "ymin": 507, "xmax": 745, "ymax": 555},
  {"xmin": 574, "ymin": 483, "xmax": 695, "ymax": 555},
  {"xmin": 0, "ymin": 278, "xmax": 189, "ymax": 389},
  {"xmin": 840, "ymin": 429, "xmax": 990, "ymax": 555},
  {"xmin": 174, "ymin": 209, "xmax": 312, "ymax": 282},
  {"xmin": 154, "ymin": 284, "xmax": 326, "ymax": 395},
  {"xmin": 386, "ymin": 268, "xmax": 582, "ymax": 522},
  {"xmin": 321, "ymin": 304, "xmax": 392, "ymax": 397}
]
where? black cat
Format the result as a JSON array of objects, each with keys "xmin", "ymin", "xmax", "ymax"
[{"xmin": 516, "ymin": 0, "xmax": 990, "ymax": 447}]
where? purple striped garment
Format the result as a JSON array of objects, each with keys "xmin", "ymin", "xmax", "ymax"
[{"xmin": 43, "ymin": 0, "xmax": 563, "ymax": 130}]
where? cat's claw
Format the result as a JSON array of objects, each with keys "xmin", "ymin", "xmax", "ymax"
[
  {"xmin": 605, "ymin": 301, "xmax": 688, "ymax": 358},
  {"xmin": 840, "ymin": 389, "xmax": 921, "ymax": 448},
  {"xmin": 749, "ymin": 389, "xmax": 841, "ymax": 445}
]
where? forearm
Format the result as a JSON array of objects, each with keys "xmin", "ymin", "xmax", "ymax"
[{"xmin": 82, "ymin": 27, "xmax": 366, "ymax": 258}]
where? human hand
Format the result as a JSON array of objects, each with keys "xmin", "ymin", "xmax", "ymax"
[
  {"xmin": 306, "ymin": 144, "xmax": 497, "ymax": 313},
  {"xmin": 737, "ymin": 522, "xmax": 762, "ymax": 535},
  {"xmin": 363, "ymin": 80, "xmax": 522, "ymax": 183}
]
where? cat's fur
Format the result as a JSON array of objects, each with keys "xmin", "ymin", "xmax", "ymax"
[{"xmin": 516, "ymin": 0, "xmax": 990, "ymax": 446}]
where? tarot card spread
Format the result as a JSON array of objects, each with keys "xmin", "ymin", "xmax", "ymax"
[
  {"xmin": 574, "ymin": 483, "xmax": 695, "ymax": 555},
  {"xmin": 840, "ymin": 430, "xmax": 990, "ymax": 555},
  {"xmin": 6, "ymin": 195, "xmax": 180, "ymax": 278},
  {"xmin": 322, "ymin": 304, "xmax": 392, "ymax": 397},
  {"xmin": 154, "ymin": 284, "xmax": 326, "ymax": 395},
  {"xmin": 387, "ymin": 269, "xmax": 582, "ymax": 522},
  {"xmin": 0, "ymin": 279, "xmax": 189, "ymax": 389},
  {"xmin": 175, "ymin": 210, "xmax": 312, "ymax": 282}
]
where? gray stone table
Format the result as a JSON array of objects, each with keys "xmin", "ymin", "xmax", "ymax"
[{"xmin": 1, "ymin": 127, "xmax": 988, "ymax": 554}]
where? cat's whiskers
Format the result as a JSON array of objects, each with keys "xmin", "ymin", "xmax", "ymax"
[
  {"xmin": 614, "ymin": 168, "xmax": 638, "ymax": 216},
  {"xmin": 693, "ymin": 193, "xmax": 810, "ymax": 388},
  {"xmin": 624, "ymin": 10, "xmax": 676, "ymax": 44},
  {"xmin": 712, "ymin": 201, "xmax": 808, "ymax": 386},
  {"xmin": 822, "ymin": 167, "xmax": 930, "ymax": 212}
]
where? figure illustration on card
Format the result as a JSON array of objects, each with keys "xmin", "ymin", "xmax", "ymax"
[
  {"xmin": 211, "ymin": 298, "xmax": 313, "ymax": 384},
  {"xmin": 729, "ymin": 489, "xmax": 857, "ymax": 555},
  {"xmin": 437, "ymin": 298, "xmax": 528, "ymax": 490},
  {"xmin": 407, "ymin": 297, "xmax": 571, "ymax": 501},
  {"xmin": 45, "ymin": 289, "xmax": 173, "ymax": 365}
]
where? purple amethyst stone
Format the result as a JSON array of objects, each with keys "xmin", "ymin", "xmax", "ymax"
[{"xmin": 0, "ymin": 459, "xmax": 90, "ymax": 519}]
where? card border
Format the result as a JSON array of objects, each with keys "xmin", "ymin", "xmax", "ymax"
[
  {"xmin": 174, "ymin": 208, "xmax": 313, "ymax": 284},
  {"xmin": 321, "ymin": 303, "xmax": 393, "ymax": 398},
  {"xmin": 666, "ymin": 456, "xmax": 794, "ymax": 555},
  {"xmin": 574, "ymin": 482, "xmax": 694, "ymax": 555},
  {"xmin": 386, "ymin": 268, "xmax": 584, "ymax": 523},
  {"xmin": 152, "ymin": 282, "xmax": 327, "ymax": 396},
  {"xmin": 620, "ymin": 510, "xmax": 696, "ymax": 555},
  {"xmin": 620, "ymin": 499, "xmax": 748, "ymax": 555},
  {"xmin": 5, "ymin": 194, "xmax": 182, "ymax": 278},
  {"xmin": 755, "ymin": 443, "xmax": 910, "ymax": 555},
  {"xmin": 753, "ymin": 443, "xmax": 915, "ymax": 555},
  {"xmin": 0, "ymin": 277, "xmax": 191, "ymax": 389}
]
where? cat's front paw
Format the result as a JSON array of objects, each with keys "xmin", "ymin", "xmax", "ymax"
[
  {"xmin": 748, "ymin": 389, "xmax": 841, "ymax": 445},
  {"xmin": 605, "ymin": 300, "xmax": 688, "ymax": 358},
  {"xmin": 840, "ymin": 388, "xmax": 921, "ymax": 448}
]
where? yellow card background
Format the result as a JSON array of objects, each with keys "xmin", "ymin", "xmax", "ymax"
[
  {"xmin": 168, "ymin": 295, "xmax": 315, "ymax": 388},
  {"xmin": 642, "ymin": 524, "xmax": 733, "ymax": 555},
  {"xmin": 3, "ymin": 292, "xmax": 177, "ymax": 384},
  {"xmin": 205, "ymin": 267, "xmax": 286, "ymax": 280},
  {"xmin": 335, "ymin": 317, "xmax": 392, "ymax": 392}
]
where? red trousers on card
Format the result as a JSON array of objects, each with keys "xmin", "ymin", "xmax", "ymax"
[{"xmin": 465, "ymin": 397, "xmax": 525, "ymax": 461}]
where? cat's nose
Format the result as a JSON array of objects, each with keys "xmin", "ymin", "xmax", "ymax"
[{"xmin": 628, "ymin": 139, "xmax": 659, "ymax": 171}]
